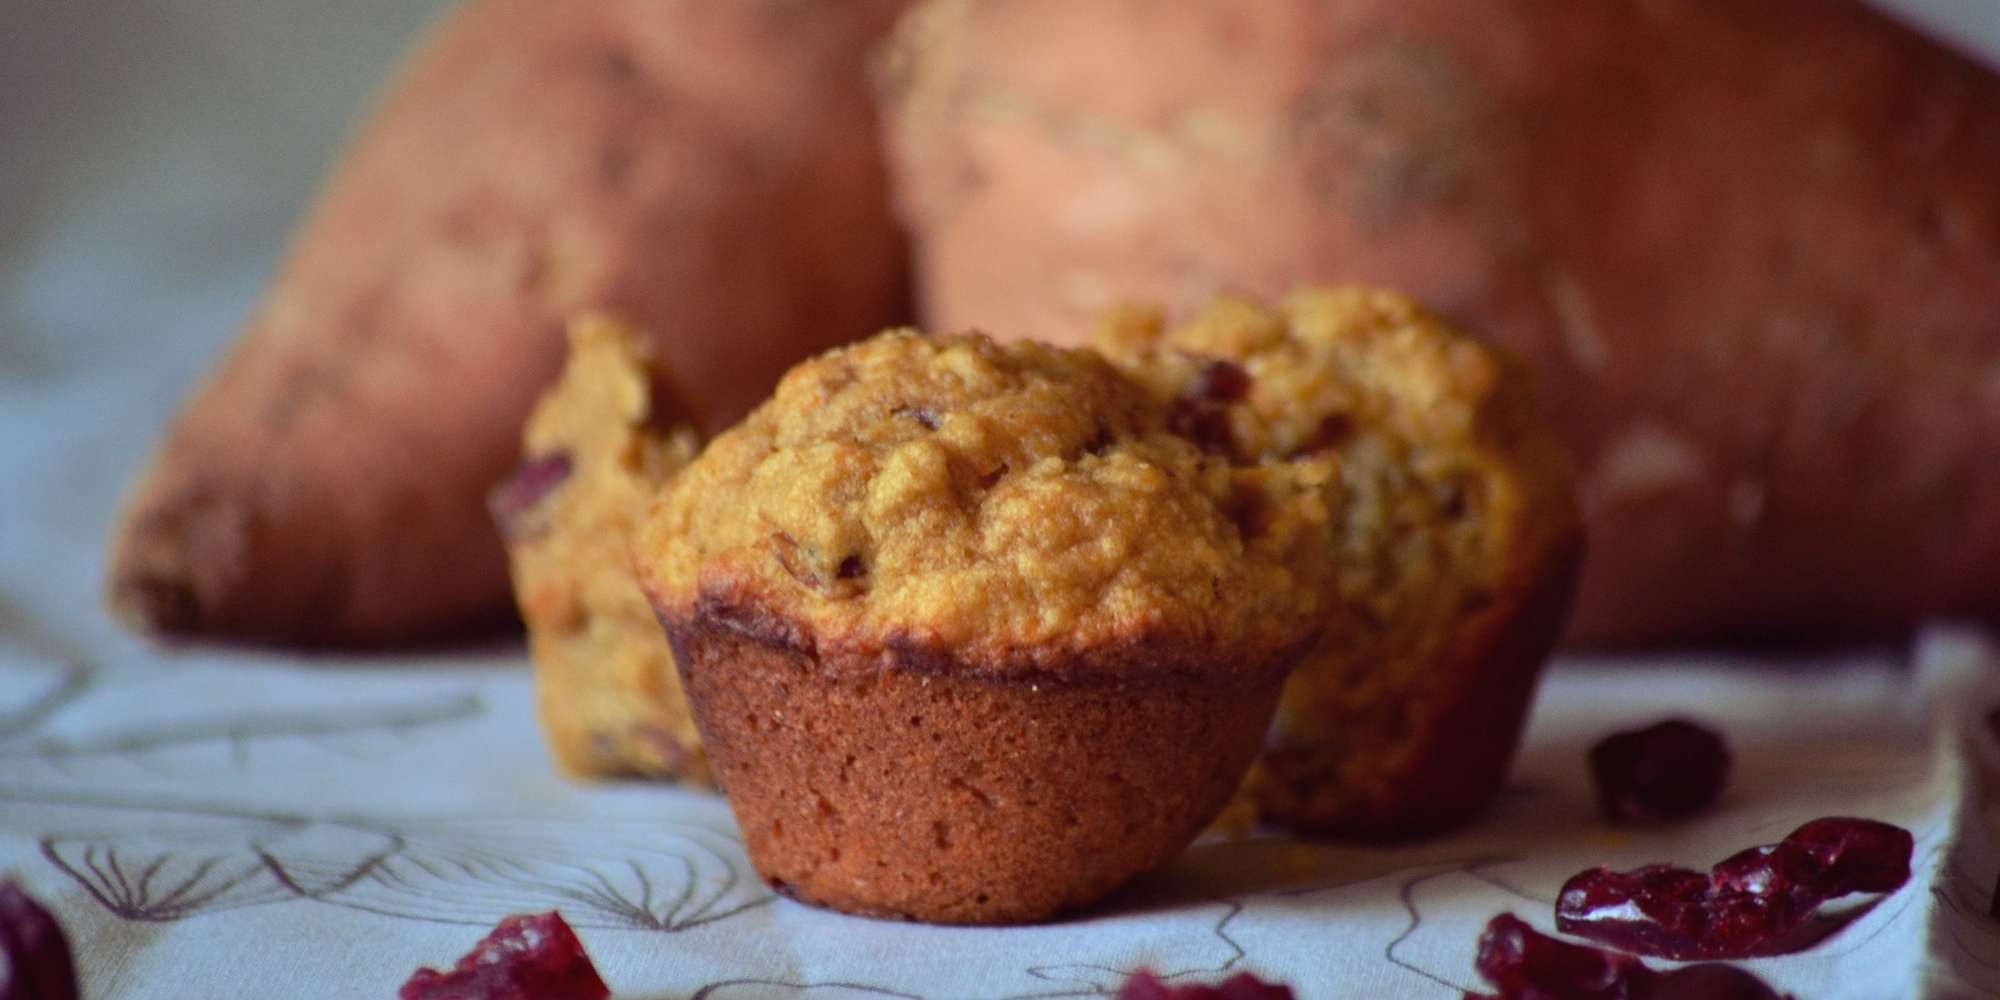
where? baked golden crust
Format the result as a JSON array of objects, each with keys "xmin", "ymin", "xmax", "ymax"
[
  {"xmin": 662, "ymin": 599, "xmax": 1296, "ymax": 924},
  {"xmin": 1096, "ymin": 288, "xmax": 1582, "ymax": 836},
  {"xmin": 498, "ymin": 316, "xmax": 707, "ymax": 783},
  {"xmin": 635, "ymin": 330, "xmax": 1330, "ymax": 673}
]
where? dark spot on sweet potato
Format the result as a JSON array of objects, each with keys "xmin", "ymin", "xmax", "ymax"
[
  {"xmin": 598, "ymin": 48, "xmax": 637, "ymax": 83},
  {"xmin": 596, "ymin": 143, "xmax": 634, "ymax": 190}
]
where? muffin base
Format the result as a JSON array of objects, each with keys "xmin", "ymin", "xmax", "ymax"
[
  {"xmin": 663, "ymin": 605, "xmax": 1294, "ymax": 924},
  {"xmin": 1248, "ymin": 531, "xmax": 1583, "ymax": 838}
]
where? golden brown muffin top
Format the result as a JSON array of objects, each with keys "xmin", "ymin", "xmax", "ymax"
[
  {"xmin": 1095, "ymin": 288, "xmax": 1574, "ymax": 603},
  {"xmin": 1097, "ymin": 289, "xmax": 1509, "ymax": 463},
  {"xmin": 634, "ymin": 331, "xmax": 1331, "ymax": 675}
]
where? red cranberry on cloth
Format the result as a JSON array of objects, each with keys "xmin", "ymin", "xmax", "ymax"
[
  {"xmin": 1469, "ymin": 912, "xmax": 1791, "ymax": 1000},
  {"xmin": 400, "ymin": 911, "xmax": 608, "ymax": 1000},
  {"xmin": 1589, "ymin": 719, "xmax": 1730, "ymax": 824},
  {"xmin": 1557, "ymin": 817, "xmax": 1912, "ymax": 960},
  {"xmin": 1116, "ymin": 968, "xmax": 1295, "ymax": 1000}
]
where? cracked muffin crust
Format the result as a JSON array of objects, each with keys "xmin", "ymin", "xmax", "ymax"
[
  {"xmin": 634, "ymin": 331, "xmax": 1329, "ymax": 922},
  {"xmin": 494, "ymin": 317, "xmax": 707, "ymax": 783},
  {"xmin": 1097, "ymin": 288, "xmax": 1582, "ymax": 837},
  {"xmin": 637, "ymin": 331, "xmax": 1331, "ymax": 664}
]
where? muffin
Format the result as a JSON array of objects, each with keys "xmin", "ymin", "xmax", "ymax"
[
  {"xmin": 491, "ymin": 317, "xmax": 707, "ymax": 783},
  {"xmin": 1096, "ymin": 288, "xmax": 1583, "ymax": 837},
  {"xmin": 632, "ymin": 331, "xmax": 1328, "ymax": 923}
]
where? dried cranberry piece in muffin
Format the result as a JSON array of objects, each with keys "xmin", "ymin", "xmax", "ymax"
[
  {"xmin": 399, "ymin": 911, "xmax": 608, "ymax": 1000},
  {"xmin": 488, "ymin": 452, "xmax": 573, "ymax": 543},
  {"xmin": 1167, "ymin": 358, "xmax": 1253, "ymax": 456},
  {"xmin": 0, "ymin": 881, "xmax": 79, "ymax": 1000},
  {"xmin": 1589, "ymin": 719, "xmax": 1731, "ymax": 824}
]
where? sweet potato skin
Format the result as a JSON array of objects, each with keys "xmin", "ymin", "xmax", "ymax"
[
  {"xmin": 110, "ymin": 0, "xmax": 910, "ymax": 644},
  {"xmin": 883, "ymin": 0, "xmax": 2000, "ymax": 646}
]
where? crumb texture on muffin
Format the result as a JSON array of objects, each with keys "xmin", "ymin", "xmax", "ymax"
[
  {"xmin": 501, "ymin": 315, "xmax": 708, "ymax": 782},
  {"xmin": 637, "ymin": 331, "xmax": 1331, "ymax": 674}
]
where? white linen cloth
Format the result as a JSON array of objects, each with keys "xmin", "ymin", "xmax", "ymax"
[{"xmin": 3, "ymin": 611, "xmax": 1999, "ymax": 998}]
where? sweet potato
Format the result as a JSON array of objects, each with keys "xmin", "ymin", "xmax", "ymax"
[
  {"xmin": 109, "ymin": 0, "xmax": 910, "ymax": 644},
  {"xmin": 881, "ymin": 0, "xmax": 2000, "ymax": 646}
]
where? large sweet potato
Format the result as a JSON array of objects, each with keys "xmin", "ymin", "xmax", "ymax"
[
  {"xmin": 882, "ymin": 0, "xmax": 2000, "ymax": 645},
  {"xmin": 110, "ymin": 0, "xmax": 910, "ymax": 644}
]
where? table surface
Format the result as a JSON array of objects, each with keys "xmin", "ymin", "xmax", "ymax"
[{"xmin": 5, "ymin": 618, "xmax": 1999, "ymax": 998}]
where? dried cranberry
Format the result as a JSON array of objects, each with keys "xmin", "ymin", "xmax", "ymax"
[
  {"xmin": 1556, "ymin": 816, "xmax": 1913, "ymax": 960},
  {"xmin": 1589, "ymin": 719, "xmax": 1730, "ymax": 824},
  {"xmin": 1189, "ymin": 359, "xmax": 1251, "ymax": 403},
  {"xmin": 1170, "ymin": 405, "xmax": 1237, "ymax": 457},
  {"xmin": 1115, "ymin": 969, "xmax": 1294, "ymax": 1000},
  {"xmin": 1708, "ymin": 843, "xmax": 1819, "ymax": 899},
  {"xmin": 1292, "ymin": 412, "xmax": 1354, "ymax": 456},
  {"xmin": 1169, "ymin": 358, "xmax": 1252, "ymax": 457},
  {"xmin": 399, "ymin": 911, "xmax": 608, "ymax": 1000},
  {"xmin": 0, "ymin": 882, "xmax": 78, "ymax": 1000},
  {"xmin": 1649, "ymin": 964, "xmax": 1793, "ymax": 1000},
  {"xmin": 1783, "ymin": 817, "xmax": 1911, "ymax": 895},
  {"xmin": 1556, "ymin": 865, "xmax": 1806, "ymax": 961},
  {"xmin": 488, "ymin": 452, "xmax": 573, "ymax": 542},
  {"xmin": 1475, "ymin": 912, "xmax": 1650, "ymax": 999},
  {"xmin": 1469, "ymin": 913, "xmax": 1789, "ymax": 1000}
]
